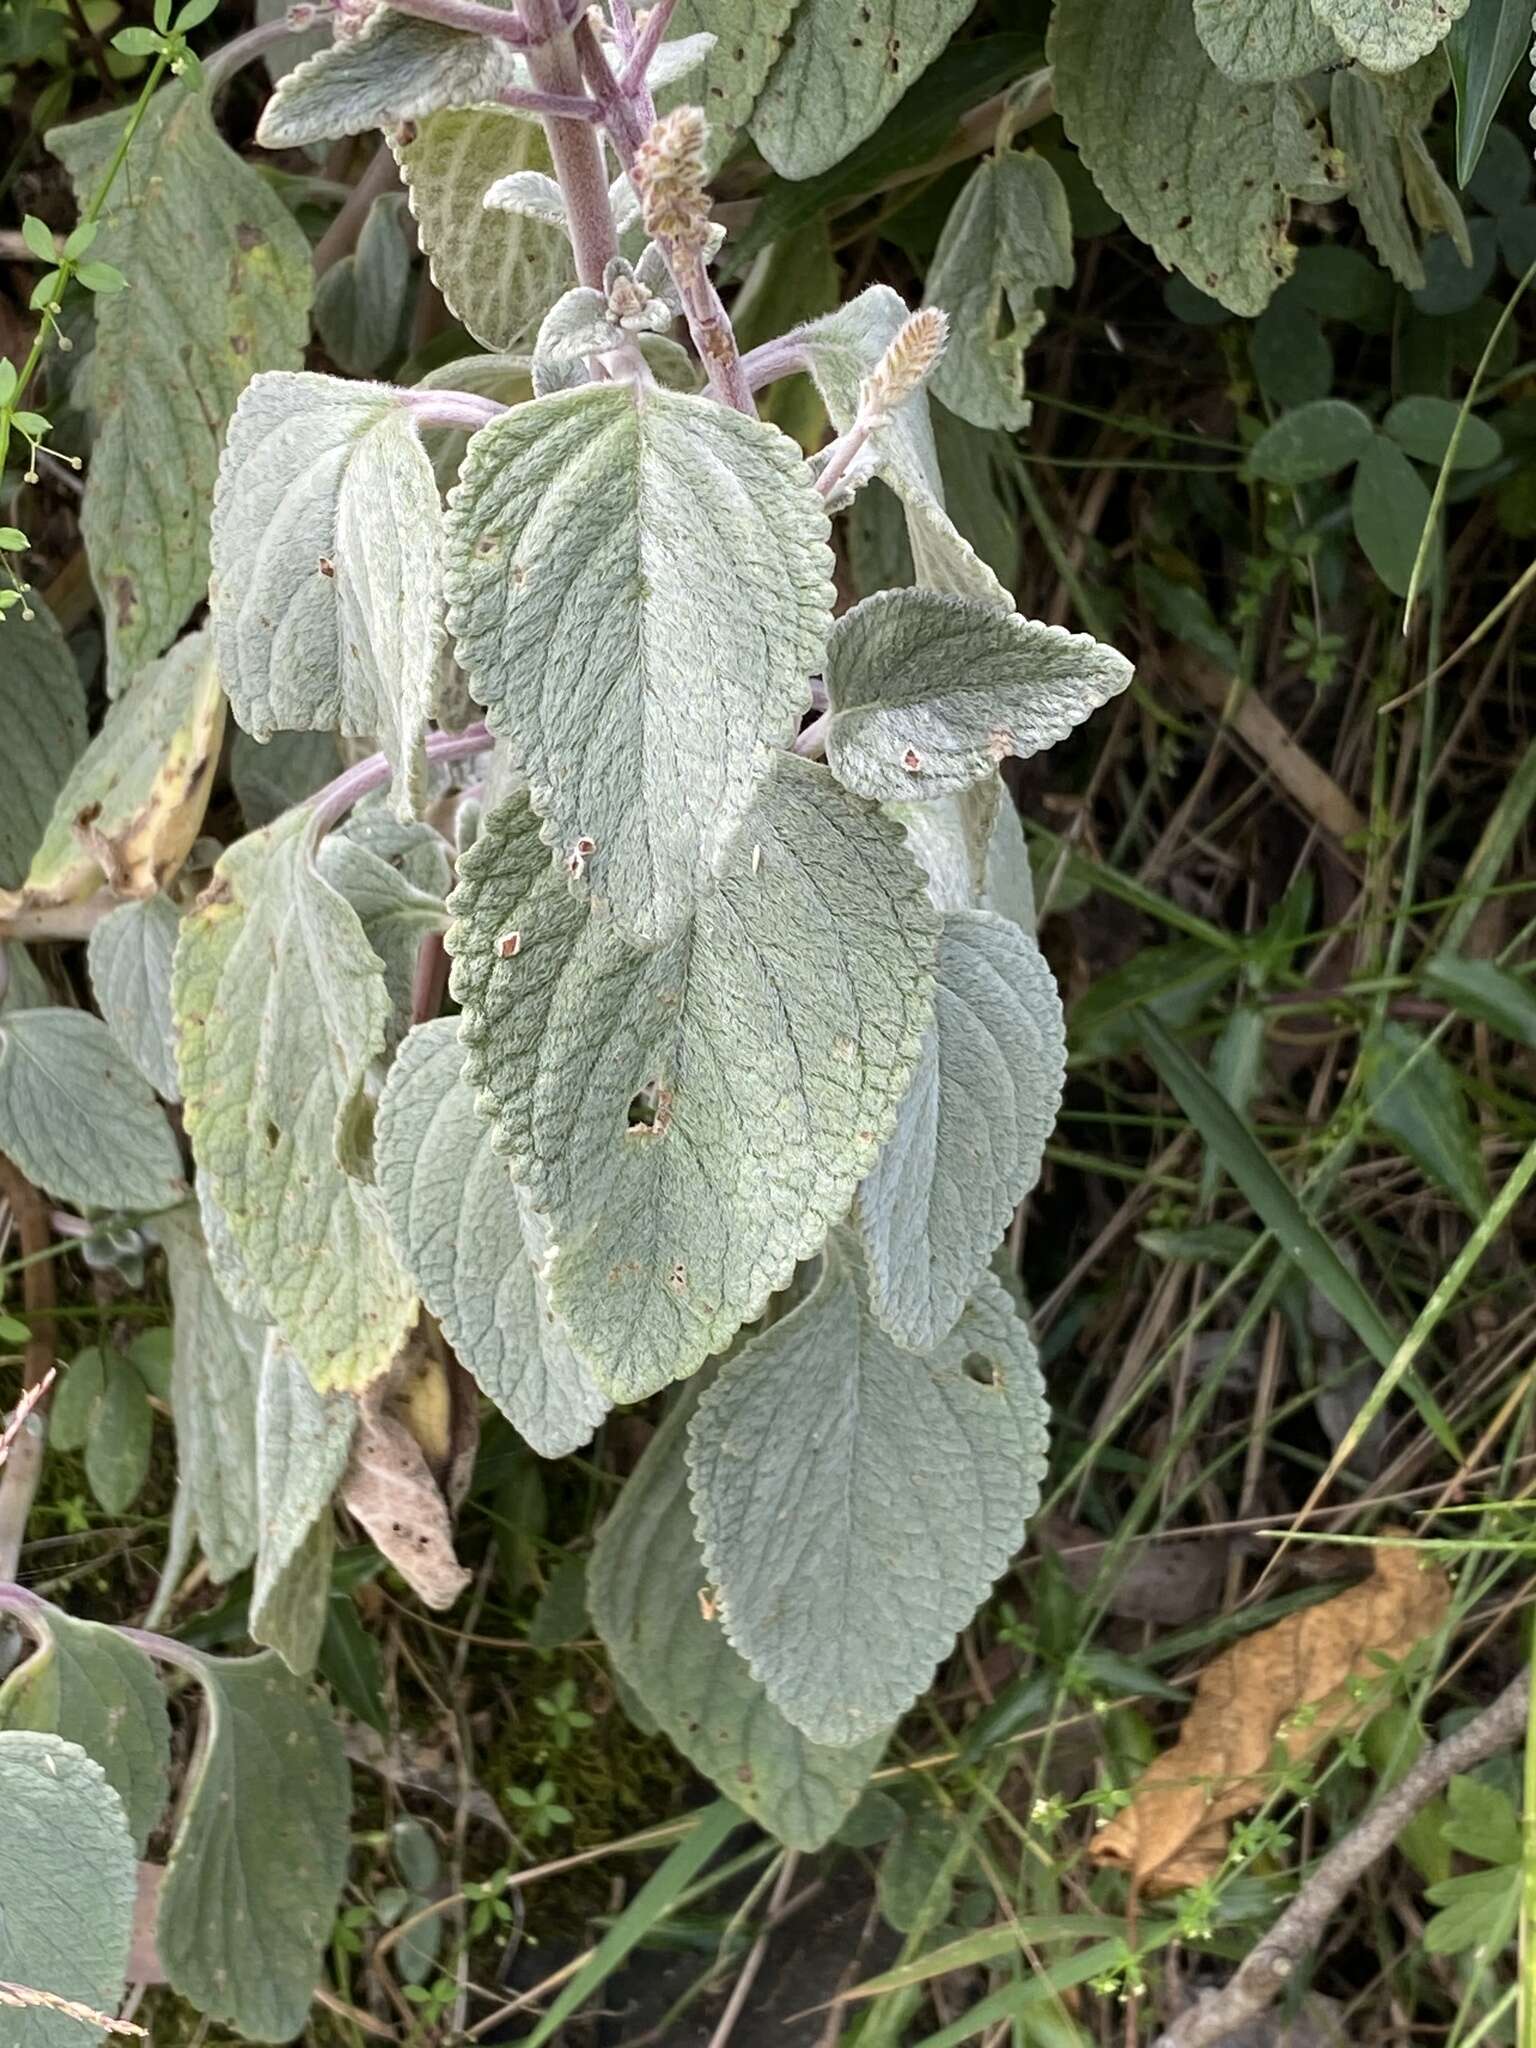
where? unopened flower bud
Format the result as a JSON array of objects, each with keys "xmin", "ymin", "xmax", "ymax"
[
  {"xmin": 633, "ymin": 107, "xmax": 712, "ymax": 259},
  {"xmin": 858, "ymin": 307, "xmax": 948, "ymax": 419}
]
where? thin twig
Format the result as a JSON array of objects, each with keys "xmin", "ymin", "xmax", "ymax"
[
  {"xmin": 1153, "ymin": 1670, "xmax": 1532, "ymax": 2048},
  {"xmin": 0, "ymin": 1160, "xmax": 58, "ymax": 1586}
]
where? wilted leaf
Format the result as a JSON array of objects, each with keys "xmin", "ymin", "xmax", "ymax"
[
  {"xmin": 687, "ymin": 1234, "xmax": 1049, "ymax": 1747},
  {"xmin": 374, "ymin": 1017, "xmax": 608, "ymax": 1458},
  {"xmin": 449, "ymin": 767, "xmax": 937, "ymax": 1401},
  {"xmin": 339, "ymin": 1333, "xmax": 472, "ymax": 1610},
  {"xmin": 0, "ymin": 1731, "xmax": 137, "ymax": 2048},
  {"xmin": 443, "ymin": 383, "xmax": 834, "ymax": 946},
  {"xmin": 0, "ymin": 605, "xmax": 86, "ymax": 893},
  {"xmin": 48, "ymin": 87, "xmax": 311, "ymax": 688},
  {"xmin": 0, "ymin": 1008, "xmax": 186, "ymax": 1213},
  {"xmin": 1088, "ymin": 1540, "xmax": 1452, "ymax": 1890},
  {"xmin": 88, "ymin": 893, "xmax": 182, "ymax": 1102},
  {"xmin": 156, "ymin": 1649, "xmax": 351, "ymax": 2042},
  {"xmin": 589, "ymin": 1384, "xmax": 888, "ymax": 1849},
  {"xmin": 173, "ymin": 806, "xmax": 419, "ymax": 1390},
  {"xmin": 8, "ymin": 632, "xmax": 223, "ymax": 914},
  {"xmin": 1049, "ymin": 0, "xmax": 1340, "ymax": 317}
]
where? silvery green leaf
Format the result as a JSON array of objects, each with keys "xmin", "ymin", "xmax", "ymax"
[
  {"xmin": 156, "ymin": 1205, "xmax": 264, "ymax": 1585},
  {"xmin": 0, "ymin": 1009, "xmax": 186, "ymax": 1213},
  {"xmin": 688, "ymin": 1237, "xmax": 1049, "ymax": 1746},
  {"xmin": 825, "ymin": 588, "xmax": 1133, "ymax": 802},
  {"xmin": 0, "ymin": 1732, "xmax": 137, "ymax": 2048},
  {"xmin": 231, "ymin": 726, "xmax": 346, "ymax": 830},
  {"xmin": 87, "ymin": 893, "xmax": 182, "ymax": 1101},
  {"xmin": 0, "ymin": 1596, "xmax": 170, "ymax": 1854},
  {"xmin": 1, "ymin": 946, "xmax": 49, "ymax": 1017},
  {"xmin": 156, "ymin": 1649, "xmax": 350, "ymax": 2043},
  {"xmin": 1192, "ymin": 0, "xmax": 1341, "ymax": 78},
  {"xmin": 657, "ymin": 0, "xmax": 796, "ymax": 167},
  {"xmin": 375, "ymin": 1019, "xmax": 608, "ymax": 1458},
  {"xmin": 793, "ymin": 288, "xmax": 1012, "ymax": 610},
  {"xmin": 448, "ymin": 762, "xmax": 939, "ymax": 1401},
  {"xmin": 926, "ymin": 153, "xmax": 1074, "ymax": 431},
  {"xmin": 48, "ymin": 87, "xmax": 311, "ymax": 690},
  {"xmin": 1312, "ymin": 0, "xmax": 1467, "ymax": 70},
  {"xmin": 256, "ymin": 2, "xmax": 523, "ymax": 146},
  {"xmin": 634, "ymin": 29, "xmax": 717, "ymax": 87},
  {"xmin": 197, "ymin": 1172, "xmax": 270, "ymax": 1322},
  {"xmin": 212, "ymin": 372, "xmax": 442, "ymax": 822},
  {"xmin": 395, "ymin": 108, "xmax": 573, "ymax": 351},
  {"xmin": 317, "ymin": 820, "xmax": 450, "ymax": 1053},
  {"xmin": 1332, "ymin": 60, "xmax": 1465, "ymax": 287},
  {"xmin": 251, "ymin": 1333, "xmax": 357, "ymax": 1673},
  {"xmin": 750, "ymin": 0, "xmax": 975, "ymax": 179},
  {"xmin": 13, "ymin": 630, "xmax": 224, "ymax": 913},
  {"xmin": 1049, "ymin": 0, "xmax": 1341, "ymax": 316},
  {"xmin": 314, "ymin": 191, "xmax": 412, "ymax": 376},
  {"xmin": 482, "ymin": 168, "xmax": 641, "ymax": 234},
  {"xmin": 589, "ymin": 1384, "xmax": 887, "ymax": 1849},
  {"xmin": 443, "ymin": 384, "xmax": 834, "ymax": 946},
  {"xmin": 858, "ymin": 911, "xmax": 1064, "ymax": 1349},
  {"xmin": 173, "ymin": 806, "xmax": 419, "ymax": 1390},
  {"xmin": 530, "ymin": 285, "xmax": 619, "ymax": 395},
  {"xmin": 0, "ymin": 604, "xmax": 86, "ymax": 893}
]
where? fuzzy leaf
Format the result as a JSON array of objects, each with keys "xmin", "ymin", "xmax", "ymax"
[
  {"xmin": 395, "ymin": 108, "xmax": 572, "ymax": 351},
  {"xmin": 0, "ymin": 1009, "xmax": 185, "ymax": 1213},
  {"xmin": 374, "ymin": 1018, "xmax": 608, "ymax": 1458},
  {"xmin": 87, "ymin": 893, "xmax": 182, "ymax": 1101},
  {"xmin": 793, "ymin": 287, "xmax": 1013, "ymax": 609},
  {"xmin": 48, "ymin": 87, "xmax": 311, "ymax": 689},
  {"xmin": 250, "ymin": 1334, "xmax": 358, "ymax": 1673},
  {"xmin": 894, "ymin": 778, "xmax": 1037, "ymax": 931},
  {"xmin": 1192, "ymin": 0, "xmax": 1341, "ymax": 78},
  {"xmin": 750, "ymin": 0, "xmax": 975, "ymax": 179},
  {"xmin": 589, "ymin": 1385, "xmax": 887, "ymax": 1849},
  {"xmin": 0, "ymin": 1732, "xmax": 137, "ymax": 2047},
  {"xmin": 257, "ymin": 2, "xmax": 524, "ymax": 145},
  {"xmin": 859, "ymin": 912, "xmax": 1064, "ymax": 1349},
  {"xmin": 448, "ymin": 762, "xmax": 938, "ymax": 1401},
  {"xmin": 312, "ymin": 191, "xmax": 412, "ymax": 379},
  {"xmin": 317, "ymin": 815, "xmax": 452, "ymax": 1053},
  {"xmin": 0, "ymin": 605, "xmax": 86, "ymax": 893},
  {"xmin": 1331, "ymin": 66, "xmax": 1426, "ymax": 286},
  {"xmin": 212, "ymin": 373, "xmax": 442, "ymax": 821},
  {"xmin": 9, "ymin": 631, "xmax": 224, "ymax": 914},
  {"xmin": 1312, "ymin": 0, "xmax": 1467, "ymax": 69},
  {"xmin": 688, "ymin": 1238, "xmax": 1049, "ymax": 1746},
  {"xmin": 443, "ymin": 384, "xmax": 834, "ymax": 946},
  {"xmin": 658, "ymin": 0, "xmax": 797, "ymax": 165},
  {"xmin": 156, "ymin": 1649, "xmax": 350, "ymax": 2042},
  {"xmin": 0, "ymin": 1597, "xmax": 170, "ymax": 1855},
  {"xmin": 156, "ymin": 1205, "xmax": 264, "ymax": 1585},
  {"xmin": 173, "ymin": 806, "xmax": 418, "ymax": 1390},
  {"xmin": 1049, "ymin": 0, "xmax": 1341, "ymax": 316},
  {"xmin": 825, "ymin": 588, "xmax": 1132, "ymax": 802},
  {"xmin": 926, "ymin": 152, "xmax": 1074, "ymax": 431}
]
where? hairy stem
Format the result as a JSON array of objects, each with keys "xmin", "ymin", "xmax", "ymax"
[
  {"xmin": 516, "ymin": 0, "xmax": 618, "ymax": 289},
  {"xmin": 202, "ymin": 5, "xmax": 332, "ymax": 97},
  {"xmin": 1154, "ymin": 1670, "xmax": 1533, "ymax": 2048},
  {"xmin": 616, "ymin": 0, "xmax": 677, "ymax": 100},
  {"xmin": 385, "ymin": 0, "xmax": 534, "ymax": 43},
  {"xmin": 308, "ymin": 722, "xmax": 492, "ymax": 835},
  {"xmin": 0, "ymin": 1161, "xmax": 58, "ymax": 1592},
  {"xmin": 399, "ymin": 388, "xmax": 509, "ymax": 431}
]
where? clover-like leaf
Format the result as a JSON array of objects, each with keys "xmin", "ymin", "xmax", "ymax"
[
  {"xmin": 212, "ymin": 373, "xmax": 442, "ymax": 821},
  {"xmin": 859, "ymin": 911, "xmax": 1065, "ymax": 1349},
  {"xmin": 589, "ymin": 1383, "xmax": 888, "ymax": 1849},
  {"xmin": 750, "ymin": 0, "xmax": 974, "ymax": 179},
  {"xmin": 0, "ymin": 604, "xmax": 86, "ymax": 894},
  {"xmin": 173, "ymin": 805, "xmax": 418, "ymax": 1390},
  {"xmin": 926, "ymin": 151, "xmax": 1074, "ymax": 431},
  {"xmin": 1050, "ymin": 0, "xmax": 1341, "ymax": 317},
  {"xmin": 9, "ymin": 630, "xmax": 224, "ymax": 915},
  {"xmin": 49, "ymin": 86, "xmax": 311, "ymax": 689},
  {"xmin": 375, "ymin": 1018, "xmax": 608, "ymax": 1458},
  {"xmin": 825, "ymin": 588, "xmax": 1133, "ymax": 802},
  {"xmin": 448, "ymin": 761, "xmax": 938, "ymax": 1401},
  {"xmin": 0, "ymin": 1731, "xmax": 137, "ymax": 2048},
  {"xmin": 156, "ymin": 1205, "xmax": 264, "ymax": 1585},
  {"xmin": 688, "ymin": 1235, "xmax": 1049, "ymax": 1746},
  {"xmin": 444, "ymin": 383, "xmax": 834, "ymax": 946},
  {"xmin": 87, "ymin": 893, "xmax": 182, "ymax": 1102},
  {"xmin": 156, "ymin": 1649, "xmax": 351, "ymax": 2043},
  {"xmin": 0, "ymin": 1594, "xmax": 170, "ymax": 1853},
  {"xmin": 0, "ymin": 1009, "xmax": 186, "ymax": 1213}
]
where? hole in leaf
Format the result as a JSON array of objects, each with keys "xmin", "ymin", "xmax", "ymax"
[
  {"xmin": 961, "ymin": 1352, "xmax": 1000, "ymax": 1388},
  {"xmin": 263, "ymin": 1119, "xmax": 281, "ymax": 1150}
]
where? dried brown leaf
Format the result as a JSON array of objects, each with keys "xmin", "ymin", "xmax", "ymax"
[
  {"xmin": 340, "ymin": 1330, "xmax": 473, "ymax": 1610},
  {"xmin": 1088, "ymin": 1539, "xmax": 1451, "ymax": 1892}
]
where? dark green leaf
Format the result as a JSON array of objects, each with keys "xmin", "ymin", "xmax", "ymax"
[
  {"xmin": 1446, "ymin": 0, "xmax": 1531, "ymax": 187},
  {"xmin": 1352, "ymin": 433, "xmax": 1433, "ymax": 594},
  {"xmin": 1363, "ymin": 1020, "xmax": 1488, "ymax": 1220},
  {"xmin": 1383, "ymin": 395, "xmax": 1502, "ymax": 469},
  {"xmin": 1423, "ymin": 952, "xmax": 1536, "ymax": 1047},
  {"xmin": 1247, "ymin": 400, "xmax": 1374, "ymax": 484}
]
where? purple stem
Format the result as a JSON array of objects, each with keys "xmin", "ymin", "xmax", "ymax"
[
  {"xmin": 497, "ymin": 80, "xmax": 604, "ymax": 119},
  {"xmin": 385, "ymin": 0, "xmax": 533, "ymax": 43},
  {"xmin": 516, "ymin": 0, "xmax": 621, "ymax": 290},
  {"xmin": 400, "ymin": 389, "xmax": 510, "ymax": 432},
  {"xmin": 739, "ymin": 335, "xmax": 811, "ymax": 392},
  {"xmin": 617, "ymin": 0, "xmax": 676, "ymax": 98},
  {"xmin": 308, "ymin": 723, "xmax": 492, "ymax": 835},
  {"xmin": 792, "ymin": 709, "xmax": 830, "ymax": 759}
]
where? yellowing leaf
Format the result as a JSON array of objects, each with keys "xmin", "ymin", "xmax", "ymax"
[
  {"xmin": 3, "ymin": 632, "xmax": 223, "ymax": 915},
  {"xmin": 1088, "ymin": 1540, "xmax": 1451, "ymax": 1892}
]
